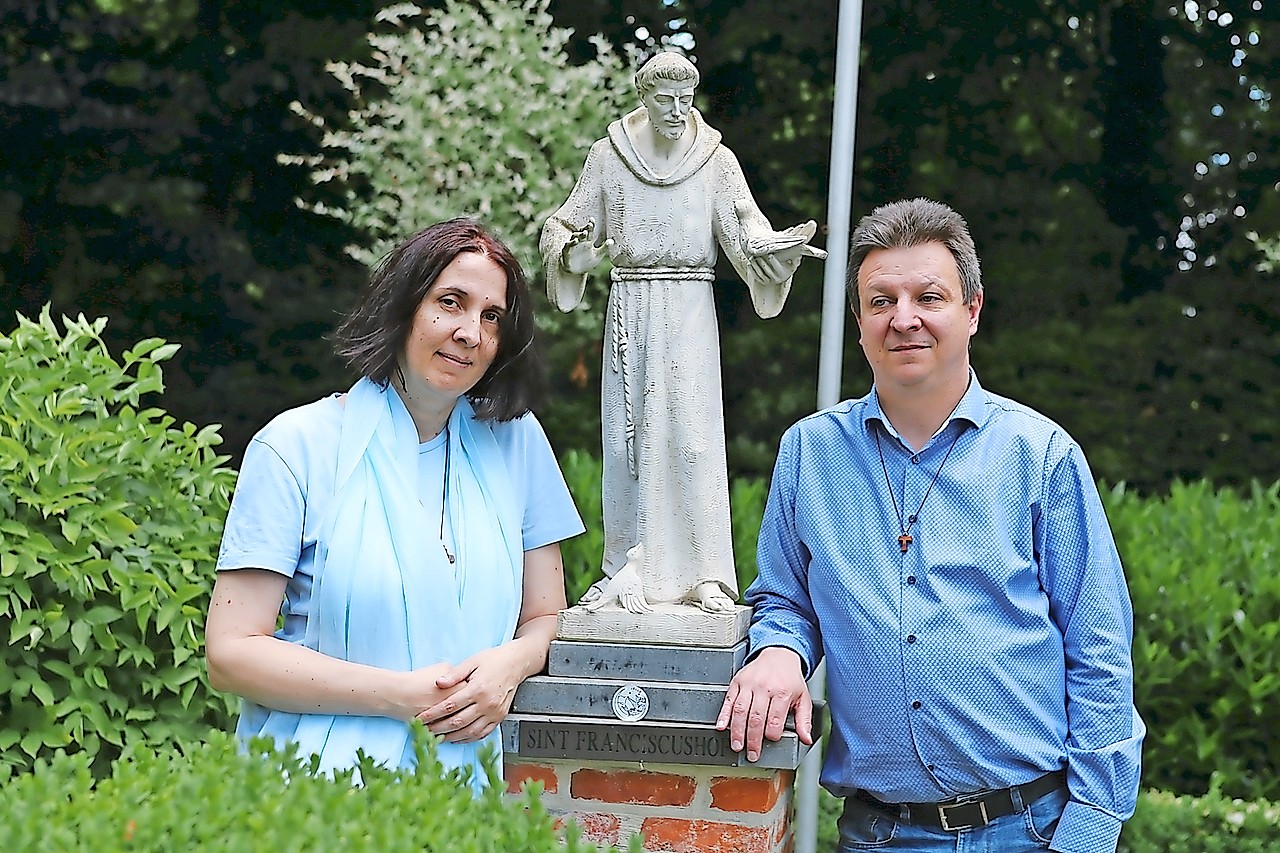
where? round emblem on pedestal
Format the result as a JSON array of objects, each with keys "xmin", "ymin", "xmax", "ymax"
[{"xmin": 610, "ymin": 684, "xmax": 650, "ymax": 722}]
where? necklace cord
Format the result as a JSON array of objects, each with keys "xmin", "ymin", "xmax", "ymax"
[
  {"xmin": 440, "ymin": 423, "xmax": 455, "ymax": 564},
  {"xmin": 875, "ymin": 423, "xmax": 964, "ymax": 549}
]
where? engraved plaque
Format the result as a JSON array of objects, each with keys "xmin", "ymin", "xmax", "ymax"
[
  {"xmin": 610, "ymin": 684, "xmax": 650, "ymax": 721},
  {"xmin": 518, "ymin": 721, "xmax": 738, "ymax": 765}
]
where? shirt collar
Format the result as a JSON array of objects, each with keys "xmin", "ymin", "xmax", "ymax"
[{"xmin": 863, "ymin": 370, "xmax": 991, "ymax": 442}]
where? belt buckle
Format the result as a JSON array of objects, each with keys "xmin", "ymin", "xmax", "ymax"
[{"xmin": 937, "ymin": 797, "xmax": 989, "ymax": 831}]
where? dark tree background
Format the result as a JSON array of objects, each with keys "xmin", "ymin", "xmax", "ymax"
[
  {"xmin": 0, "ymin": 0, "xmax": 376, "ymax": 456},
  {"xmin": 2, "ymin": 0, "xmax": 1276, "ymax": 493}
]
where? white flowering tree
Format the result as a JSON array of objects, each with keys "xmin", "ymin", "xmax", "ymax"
[{"xmin": 281, "ymin": 0, "xmax": 635, "ymax": 336}]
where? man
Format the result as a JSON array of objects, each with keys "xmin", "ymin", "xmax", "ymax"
[
  {"xmin": 541, "ymin": 52, "xmax": 821, "ymax": 614},
  {"xmin": 717, "ymin": 198, "xmax": 1143, "ymax": 852}
]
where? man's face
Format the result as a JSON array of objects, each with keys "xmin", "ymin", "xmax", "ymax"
[
  {"xmin": 854, "ymin": 242, "xmax": 982, "ymax": 395},
  {"xmin": 642, "ymin": 83, "xmax": 695, "ymax": 140}
]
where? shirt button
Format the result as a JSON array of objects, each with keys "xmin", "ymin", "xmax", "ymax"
[
  {"xmin": 912, "ymin": 700, "xmax": 922, "ymax": 710},
  {"xmin": 907, "ymin": 576, "xmax": 916, "ymax": 585},
  {"xmin": 911, "ymin": 456, "xmax": 920, "ymax": 464},
  {"xmin": 906, "ymin": 635, "xmax": 917, "ymax": 644}
]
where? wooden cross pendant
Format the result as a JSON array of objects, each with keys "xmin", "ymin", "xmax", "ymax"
[{"xmin": 898, "ymin": 533, "xmax": 913, "ymax": 553}]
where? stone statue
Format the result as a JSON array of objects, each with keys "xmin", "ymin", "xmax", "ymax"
[{"xmin": 541, "ymin": 52, "xmax": 824, "ymax": 615}]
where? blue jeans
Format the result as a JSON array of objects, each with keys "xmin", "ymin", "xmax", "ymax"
[{"xmin": 836, "ymin": 785, "xmax": 1069, "ymax": 852}]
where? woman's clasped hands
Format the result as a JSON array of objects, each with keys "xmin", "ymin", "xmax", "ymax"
[{"xmin": 414, "ymin": 643, "xmax": 529, "ymax": 744}]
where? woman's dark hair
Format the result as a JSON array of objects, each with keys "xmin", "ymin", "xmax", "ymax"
[{"xmin": 334, "ymin": 218, "xmax": 543, "ymax": 421}]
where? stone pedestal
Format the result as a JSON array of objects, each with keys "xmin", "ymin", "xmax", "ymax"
[{"xmin": 501, "ymin": 620, "xmax": 820, "ymax": 852}]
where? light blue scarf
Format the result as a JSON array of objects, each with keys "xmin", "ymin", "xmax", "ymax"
[{"xmin": 255, "ymin": 378, "xmax": 523, "ymax": 785}]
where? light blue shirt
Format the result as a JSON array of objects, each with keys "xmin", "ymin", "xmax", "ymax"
[
  {"xmin": 746, "ymin": 374, "xmax": 1144, "ymax": 853},
  {"xmin": 218, "ymin": 394, "xmax": 585, "ymax": 646},
  {"xmin": 217, "ymin": 392, "xmax": 585, "ymax": 774}
]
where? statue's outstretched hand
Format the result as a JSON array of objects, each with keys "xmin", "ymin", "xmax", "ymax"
[
  {"xmin": 735, "ymin": 202, "xmax": 826, "ymax": 285},
  {"xmin": 562, "ymin": 218, "xmax": 614, "ymax": 275}
]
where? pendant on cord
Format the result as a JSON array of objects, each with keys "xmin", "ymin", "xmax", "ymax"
[{"xmin": 876, "ymin": 425, "xmax": 965, "ymax": 557}]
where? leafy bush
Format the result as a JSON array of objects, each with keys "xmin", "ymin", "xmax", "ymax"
[
  {"xmin": 1119, "ymin": 785, "xmax": 1280, "ymax": 852},
  {"xmin": 557, "ymin": 449, "xmax": 604, "ymax": 605},
  {"xmin": 0, "ymin": 309, "xmax": 237, "ymax": 778},
  {"xmin": 1106, "ymin": 480, "xmax": 1280, "ymax": 800},
  {"xmin": 284, "ymin": 0, "xmax": 633, "ymax": 338},
  {"xmin": 0, "ymin": 728, "xmax": 640, "ymax": 852}
]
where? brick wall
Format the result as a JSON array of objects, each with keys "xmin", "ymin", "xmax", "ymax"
[{"xmin": 505, "ymin": 758, "xmax": 794, "ymax": 853}]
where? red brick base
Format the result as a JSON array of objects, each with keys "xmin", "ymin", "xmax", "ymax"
[{"xmin": 505, "ymin": 760, "xmax": 794, "ymax": 852}]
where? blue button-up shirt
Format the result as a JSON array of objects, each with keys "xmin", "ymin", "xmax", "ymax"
[{"xmin": 746, "ymin": 374, "xmax": 1144, "ymax": 853}]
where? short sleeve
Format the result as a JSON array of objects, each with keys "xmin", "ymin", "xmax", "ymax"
[
  {"xmin": 495, "ymin": 414, "xmax": 585, "ymax": 551},
  {"xmin": 216, "ymin": 436, "xmax": 306, "ymax": 577}
]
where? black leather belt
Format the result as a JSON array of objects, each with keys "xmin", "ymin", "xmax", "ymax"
[{"xmin": 853, "ymin": 770, "xmax": 1066, "ymax": 831}]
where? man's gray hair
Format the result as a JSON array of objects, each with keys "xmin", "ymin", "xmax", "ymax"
[
  {"xmin": 846, "ymin": 198, "xmax": 982, "ymax": 315},
  {"xmin": 634, "ymin": 52, "xmax": 699, "ymax": 97}
]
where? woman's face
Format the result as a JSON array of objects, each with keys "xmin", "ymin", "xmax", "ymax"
[{"xmin": 399, "ymin": 251, "xmax": 507, "ymax": 405}]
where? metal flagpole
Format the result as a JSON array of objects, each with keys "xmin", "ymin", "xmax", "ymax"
[{"xmin": 794, "ymin": 1, "xmax": 863, "ymax": 851}]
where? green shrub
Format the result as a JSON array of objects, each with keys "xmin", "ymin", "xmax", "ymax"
[
  {"xmin": 1106, "ymin": 480, "xmax": 1280, "ymax": 800},
  {"xmin": 0, "ymin": 728, "xmax": 640, "ymax": 852},
  {"xmin": 0, "ymin": 309, "xmax": 237, "ymax": 778},
  {"xmin": 558, "ymin": 449, "xmax": 604, "ymax": 605},
  {"xmin": 285, "ymin": 0, "xmax": 632, "ymax": 337},
  {"xmin": 556, "ymin": 450, "xmax": 770, "ymax": 604},
  {"xmin": 1119, "ymin": 785, "xmax": 1280, "ymax": 852}
]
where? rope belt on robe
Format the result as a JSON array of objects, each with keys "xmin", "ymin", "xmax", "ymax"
[
  {"xmin": 608, "ymin": 266, "xmax": 715, "ymax": 479},
  {"xmin": 245, "ymin": 378, "xmax": 522, "ymax": 788}
]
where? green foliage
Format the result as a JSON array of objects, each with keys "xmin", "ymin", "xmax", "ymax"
[
  {"xmin": 1106, "ymin": 480, "xmax": 1280, "ymax": 800},
  {"xmin": 557, "ymin": 449, "xmax": 605, "ymax": 604},
  {"xmin": 556, "ymin": 450, "xmax": 770, "ymax": 603},
  {"xmin": 0, "ymin": 728, "xmax": 641, "ymax": 852},
  {"xmin": 0, "ymin": 309, "xmax": 237, "ymax": 779},
  {"xmin": 288, "ymin": 0, "xmax": 632, "ymax": 329},
  {"xmin": 1120, "ymin": 785, "xmax": 1280, "ymax": 852}
]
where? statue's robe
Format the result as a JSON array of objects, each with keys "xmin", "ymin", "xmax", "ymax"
[{"xmin": 541, "ymin": 107, "xmax": 796, "ymax": 605}]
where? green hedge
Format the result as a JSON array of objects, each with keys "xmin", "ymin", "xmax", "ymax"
[
  {"xmin": 1119, "ymin": 785, "xmax": 1280, "ymax": 852},
  {"xmin": 1107, "ymin": 480, "xmax": 1280, "ymax": 800},
  {"xmin": 0, "ymin": 310, "xmax": 237, "ymax": 778},
  {"xmin": 0, "ymin": 728, "xmax": 639, "ymax": 852}
]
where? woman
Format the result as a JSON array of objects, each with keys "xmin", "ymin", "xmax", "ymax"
[{"xmin": 205, "ymin": 219, "xmax": 584, "ymax": 784}]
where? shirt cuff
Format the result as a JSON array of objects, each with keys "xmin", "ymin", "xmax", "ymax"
[
  {"xmin": 1050, "ymin": 800, "xmax": 1122, "ymax": 853},
  {"xmin": 745, "ymin": 631, "xmax": 815, "ymax": 679}
]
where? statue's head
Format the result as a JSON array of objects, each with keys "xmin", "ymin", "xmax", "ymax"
[{"xmin": 634, "ymin": 53, "xmax": 699, "ymax": 141}]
